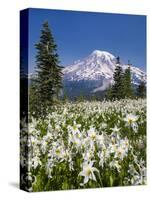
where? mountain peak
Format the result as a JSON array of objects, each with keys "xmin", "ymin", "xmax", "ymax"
[
  {"xmin": 91, "ymin": 50, "xmax": 116, "ymax": 60},
  {"xmin": 91, "ymin": 50, "xmax": 103, "ymax": 55}
]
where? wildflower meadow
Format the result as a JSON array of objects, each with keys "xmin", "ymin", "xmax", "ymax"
[{"xmin": 20, "ymin": 98, "xmax": 146, "ymax": 191}]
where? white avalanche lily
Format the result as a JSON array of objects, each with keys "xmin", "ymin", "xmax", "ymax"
[
  {"xmin": 79, "ymin": 161, "xmax": 99, "ymax": 184},
  {"xmin": 68, "ymin": 121, "xmax": 81, "ymax": 135},
  {"xmin": 114, "ymin": 146, "xmax": 127, "ymax": 160},
  {"xmin": 87, "ymin": 127, "xmax": 97, "ymax": 140},
  {"xmin": 111, "ymin": 125, "xmax": 120, "ymax": 133},
  {"xmin": 109, "ymin": 160, "xmax": 121, "ymax": 172},
  {"xmin": 124, "ymin": 114, "xmax": 138, "ymax": 125}
]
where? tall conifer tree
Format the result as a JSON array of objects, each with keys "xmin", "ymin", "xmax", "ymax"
[
  {"xmin": 111, "ymin": 57, "xmax": 123, "ymax": 99},
  {"xmin": 122, "ymin": 61, "xmax": 133, "ymax": 98},
  {"xmin": 137, "ymin": 79, "xmax": 146, "ymax": 98},
  {"xmin": 30, "ymin": 21, "xmax": 62, "ymax": 117}
]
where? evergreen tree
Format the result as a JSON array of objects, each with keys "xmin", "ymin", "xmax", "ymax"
[
  {"xmin": 137, "ymin": 79, "xmax": 146, "ymax": 98},
  {"xmin": 30, "ymin": 21, "xmax": 63, "ymax": 117},
  {"xmin": 77, "ymin": 91, "xmax": 85, "ymax": 102},
  {"xmin": 122, "ymin": 62, "xmax": 133, "ymax": 98},
  {"xmin": 105, "ymin": 84, "xmax": 113, "ymax": 100},
  {"xmin": 62, "ymin": 89, "xmax": 69, "ymax": 103},
  {"xmin": 111, "ymin": 57, "xmax": 123, "ymax": 99}
]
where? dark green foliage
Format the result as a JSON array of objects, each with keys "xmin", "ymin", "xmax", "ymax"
[
  {"xmin": 77, "ymin": 91, "xmax": 85, "ymax": 102},
  {"xmin": 136, "ymin": 80, "xmax": 146, "ymax": 98},
  {"xmin": 122, "ymin": 65, "xmax": 133, "ymax": 98},
  {"xmin": 109, "ymin": 57, "xmax": 124, "ymax": 99},
  {"xmin": 106, "ymin": 58, "xmax": 135, "ymax": 100},
  {"xmin": 105, "ymin": 85, "xmax": 113, "ymax": 100},
  {"xmin": 61, "ymin": 89, "xmax": 69, "ymax": 103},
  {"xmin": 30, "ymin": 21, "xmax": 63, "ymax": 117}
]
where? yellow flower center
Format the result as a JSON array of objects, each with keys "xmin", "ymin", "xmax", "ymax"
[
  {"xmin": 86, "ymin": 168, "xmax": 92, "ymax": 176},
  {"xmin": 73, "ymin": 125, "xmax": 78, "ymax": 131},
  {"xmin": 128, "ymin": 119, "xmax": 133, "ymax": 123},
  {"xmin": 117, "ymin": 150, "xmax": 122, "ymax": 157},
  {"xmin": 91, "ymin": 133, "xmax": 96, "ymax": 139},
  {"xmin": 56, "ymin": 149, "xmax": 60, "ymax": 155}
]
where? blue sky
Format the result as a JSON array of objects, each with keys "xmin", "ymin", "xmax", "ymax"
[{"xmin": 28, "ymin": 8, "xmax": 146, "ymax": 73}]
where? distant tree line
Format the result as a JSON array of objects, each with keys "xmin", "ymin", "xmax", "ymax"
[{"xmin": 106, "ymin": 57, "xmax": 146, "ymax": 100}]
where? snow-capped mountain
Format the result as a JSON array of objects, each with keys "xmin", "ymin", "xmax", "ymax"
[
  {"xmin": 63, "ymin": 50, "xmax": 116, "ymax": 81},
  {"xmin": 63, "ymin": 50, "xmax": 146, "ymax": 95}
]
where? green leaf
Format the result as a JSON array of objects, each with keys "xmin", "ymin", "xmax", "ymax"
[{"xmin": 109, "ymin": 175, "xmax": 114, "ymax": 187}]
